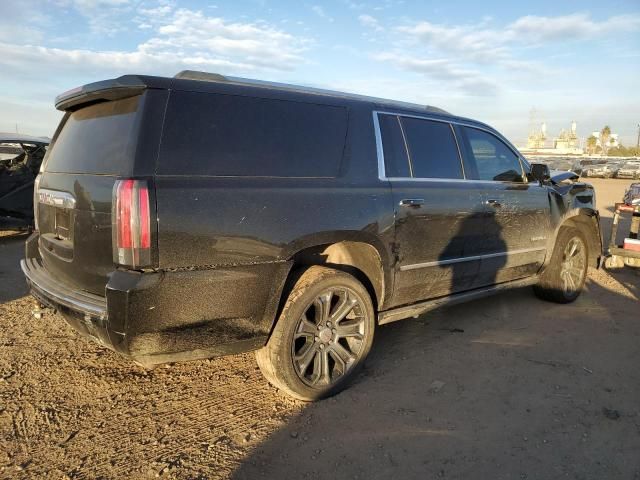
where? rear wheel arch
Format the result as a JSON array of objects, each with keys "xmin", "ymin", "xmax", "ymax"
[{"xmin": 287, "ymin": 241, "xmax": 386, "ymax": 312}]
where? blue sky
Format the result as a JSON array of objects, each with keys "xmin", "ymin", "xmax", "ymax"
[{"xmin": 1, "ymin": 0, "xmax": 639, "ymax": 146}]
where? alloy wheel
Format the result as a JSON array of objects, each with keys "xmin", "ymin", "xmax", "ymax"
[
  {"xmin": 560, "ymin": 236, "xmax": 586, "ymax": 295},
  {"xmin": 291, "ymin": 288, "xmax": 367, "ymax": 387}
]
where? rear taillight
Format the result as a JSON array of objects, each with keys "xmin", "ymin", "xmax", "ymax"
[
  {"xmin": 33, "ymin": 174, "xmax": 42, "ymax": 231},
  {"xmin": 113, "ymin": 179, "xmax": 152, "ymax": 268}
]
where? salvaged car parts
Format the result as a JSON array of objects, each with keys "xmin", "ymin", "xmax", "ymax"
[
  {"xmin": 604, "ymin": 184, "xmax": 640, "ymax": 269},
  {"xmin": 22, "ymin": 71, "xmax": 602, "ymax": 400},
  {"xmin": 0, "ymin": 134, "xmax": 49, "ymax": 229}
]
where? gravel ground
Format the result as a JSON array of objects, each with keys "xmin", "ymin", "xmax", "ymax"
[{"xmin": 0, "ymin": 178, "xmax": 638, "ymax": 480}]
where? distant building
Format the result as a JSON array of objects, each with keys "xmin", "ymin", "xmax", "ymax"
[
  {"xmin": 521, "ymin": 120, "xmax": 583, "ymax": 155},
  {"xmin": 526, "ymin": 122, "xmax": 546, "ymax": 149},
  {"xmin": 554, "ymin": 121, "xmax": 579, "ymax": 150}
]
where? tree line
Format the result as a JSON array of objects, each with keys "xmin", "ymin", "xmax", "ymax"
[{"xmin": 585, "ymin": 125, "xmax": 639, "ymax": 157}]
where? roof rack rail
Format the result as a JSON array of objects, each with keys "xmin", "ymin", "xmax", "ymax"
[{"xmin": 174, "ymin": 70, "xmax": 449, "ymax": 115}]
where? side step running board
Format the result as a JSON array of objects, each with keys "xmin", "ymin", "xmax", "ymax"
[{"xmin": 378, "ymin": 277, "xmax": 538, "ymax": 325}]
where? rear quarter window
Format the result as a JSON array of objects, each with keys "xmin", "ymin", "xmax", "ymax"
[
  {"xmin": 44, "ymin": 96, "xmax": 140, "ymax": 175},
  {"xmin": 157, "ymin": 91, "xmax": 348, "ymax": 177}
]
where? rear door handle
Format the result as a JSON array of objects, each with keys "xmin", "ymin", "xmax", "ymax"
[
  {"xmin": 485, "ymin": 199, "xmax": 502, "ymax": 208},
  {"xmin": 399, "ymin": 198, "xmax": 425, "ymax": 208}
]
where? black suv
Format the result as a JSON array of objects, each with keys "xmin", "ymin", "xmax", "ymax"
[{"xmin": 22, "ymin": 71, "xmax": 602, "ymax": 400}]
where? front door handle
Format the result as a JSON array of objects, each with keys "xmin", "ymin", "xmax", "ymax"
[
  {"xmin": 399, "ymin": 198, "xmax": 425, "ymax": 208},
  {"xmin": 485, "ymin": 199, "xmax": 502, "ymax": 208}
]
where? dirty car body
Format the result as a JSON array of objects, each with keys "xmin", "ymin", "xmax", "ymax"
[
  {"xmin": 21, "ymin": 72, "xmax": 602, "ymax": 372},
  {"xmin": 0, "ymin": 134, "xmax": 49, "ymax": 229}
]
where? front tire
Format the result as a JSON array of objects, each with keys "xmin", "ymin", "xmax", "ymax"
[
  {"xmin": 256, "ymin": 266, "xmax": 375, "ymax": 401},
  {"xmin": 534, "ymin": 227, "xmax": 588, "ymax": 303}
]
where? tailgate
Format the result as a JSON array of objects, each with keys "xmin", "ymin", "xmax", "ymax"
[{"xmin": 35, "ymin": 95, "xmax": 144, "ymax": 295}]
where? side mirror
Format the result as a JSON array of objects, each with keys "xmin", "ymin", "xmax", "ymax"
[{"xmin": 530, "ymin": 163, "xmax": 550, "ymax": 183}]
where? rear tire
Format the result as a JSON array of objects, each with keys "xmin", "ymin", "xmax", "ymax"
[
  {"xmin": 256, "ymin": 266, "xmax": 375, "ymax": 401},
  {"xmin": 534, "ymin": 227, "xmax": 588, "ymax": 303}
]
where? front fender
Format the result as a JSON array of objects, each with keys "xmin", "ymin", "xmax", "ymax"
[{"xmin": 542, "ymin": 182, "xmax": 602, "ymax": 269}]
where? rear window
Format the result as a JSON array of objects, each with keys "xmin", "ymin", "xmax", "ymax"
[
  {"xmin": 158, "ymin": 91, "xmax": 348, "ymax": 177},
  {"xmin": 378, "ymin": 114, "xmax": 411, "ymax": 178},
  {"xmin": 45, "ymin": 96, "xmax": 140, "ymax": 175},
  {"xmin": 400, "ymin": 117, "xmax": 463, "ymax": 179}
]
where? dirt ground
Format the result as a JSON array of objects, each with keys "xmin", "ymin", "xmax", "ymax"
[{"xmin": 0, "ymin": 179, "xmax": 638, "ymax": 480}]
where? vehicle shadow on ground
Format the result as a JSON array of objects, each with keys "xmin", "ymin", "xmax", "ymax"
[
  {"xmin": 232, "ymin": 267, "xmax": 639, "ymax": 480},
  {"xmin": 0, "ymin": 231, "xmax": 29, "ymax": 303}
]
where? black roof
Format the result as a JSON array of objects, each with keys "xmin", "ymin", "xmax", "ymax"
[{"xmin": 55, "ymin": 70, "xmax": 451, "ymax": 118}]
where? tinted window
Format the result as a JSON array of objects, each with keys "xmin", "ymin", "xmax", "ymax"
[
  {"xmin": 45, "ymin": 96, "xmax": 140, "ymax": 174},
  {"xmin": 158, "ymin": 91, "xmax": 348, "ymax": 177},
  {"xmin": 461, "ymin": 127, "xmax": 523, "ymax": 182},
  {"xmin": 378, "ymin": 114, "xmax": 410, "ymax": 177},
  {"xmin": 400, "ymin": 117, "xmax": 463, "ymax": 179}
]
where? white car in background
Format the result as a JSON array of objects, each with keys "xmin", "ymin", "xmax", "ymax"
[
  {"xmin": 616, "ymin": 163, "xmax": 640, "ymax": 180},
  {"xmin": 584, "ymin": 164, "xmax": 615, "ymax": 178}
]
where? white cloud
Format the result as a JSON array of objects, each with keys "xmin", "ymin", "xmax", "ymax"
[
  {"xmin": 311, "ymin": 5, "xmax": 333, "ymax": 22},
  {"xmin": 508, "ymin": 13, "xmax": 640, "ymax": 42},
  {"xmin": 373, "ymin": 52, "xmax": 498, "ymax": 96},
  {"xmin": 396, "ymin": 13, "xmax": 640, "ymax": 66},
  {"xmin": 371, "ymin": 12, "xmax": 640, "ymax": 98},
  {"xmin": 0, "ymin": 8, "xmax": 308, "ymax": 81},
  {"xmin": 358, "ymin": 14, "xmax": 382, "ymax": 31}
]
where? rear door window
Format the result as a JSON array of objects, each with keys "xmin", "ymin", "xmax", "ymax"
[
  {"xmin": 158, "ymin": 91, "xmax": 348, "ymax": 177},
  {"xmin": 459, "ymin": 126, "xmax": 524, "ymax": 182},
  {"xmin": 377, "ymin": 114, "xmax": 410, "ymax": 178},
  {"xmin": 400, "ymin": 117, "xmax": 463, "ymax": 179},
  {"xmin": 44, "ymin": 95, "xmax": 140, "ymax": 175}
]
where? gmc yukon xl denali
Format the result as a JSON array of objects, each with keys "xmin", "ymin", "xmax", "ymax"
[{"xmin": 22, "ymin": 71, "xmax": 602, "ymax": 400}]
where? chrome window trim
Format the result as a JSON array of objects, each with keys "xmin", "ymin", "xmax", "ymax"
[
  {"xmin": 372, "ymin": 110, "xmax": 529, "ymax": 184},
  {"xmin": 396, "ymin": 115, "xmax": 413, "ymax": 177},
  {"xmin": 450, "ymin": 123, "xmax": 466, "ymax": 179},
  {"xmin": 399, "ymin": 247, "xmax": 546, "ymax": 272}
]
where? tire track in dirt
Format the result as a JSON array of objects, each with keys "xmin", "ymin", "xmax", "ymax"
[{"xmin": 0, "ymin": 297, "xmax": 302, "ymax": 479}]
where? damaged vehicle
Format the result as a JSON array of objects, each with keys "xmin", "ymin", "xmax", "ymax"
[
  {"xmin": 616, "ymin": 162, "xmax": 640, "ymax": 180},
  {"xmin": 0, "ymin": 134, "xmax": 49, "ymax": 229},
  {"xmin": 22, "ymin": 71, "xmax": 602, "ymax": 401},
  {"xmin": 583, "ymin": 163, "xmax": 615, "ymax": 178}
]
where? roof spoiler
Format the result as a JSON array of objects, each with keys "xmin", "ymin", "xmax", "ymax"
[
  {"xmin": 55, "ymin": 76, "xmax": 147, "ymax": 111},
  {"xmin": 174, "ymin": 70, "xmax": 450, "ymax": 115}
]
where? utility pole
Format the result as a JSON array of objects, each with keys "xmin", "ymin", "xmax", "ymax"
[{"xmin": 637, "ymin": 123, "xmax": 640, "ymax": 149}]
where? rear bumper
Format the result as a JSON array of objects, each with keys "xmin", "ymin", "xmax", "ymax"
[{"xmin": 22, "ymin": 235, "xmax": 292, "ymax": 366}]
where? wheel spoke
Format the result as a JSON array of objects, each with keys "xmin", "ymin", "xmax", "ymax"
[
  {"xmin": 569, "ymin": 266, "xmax": 584, "ymax": 277},
  {"xmin": 328, "ymin": 348, "xmax": 347, "ymax": 373},
  {"xmin": 329, "ymin": 292, "xmax": 357, "ymax": 323},
  {"xmin": 294, "ymin": 342, "xmax": 318, "ymax": 374},
  {"xmin": 568, "ymin": 241, "xmax": 578, "ymax": 258},
  {"xmin": 295, "ymin": 317, "xmax": 318, "ymax": 339},
  {"xmin": 313, "ymin": 292, "xmax": 332, "ymax": 324},
  {"xmin": 329, "ymin": 341, "xmax": 355, "ymax": 365},
  {"xmin": 335, "ymin": 322, "xmax": 363, "ymax": 340},
  {"xmin": 319, "ymin": 349, "xmax": 331, "ymax": 385}
]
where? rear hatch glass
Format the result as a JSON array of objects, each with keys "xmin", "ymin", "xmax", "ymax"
[
  {"xmin": 37, "ymin": 95, "xmax": 142, "ymax": 295},
  {"xmin": 44, "ymin": 96, "xmax": 139, "ymax": 175}
]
